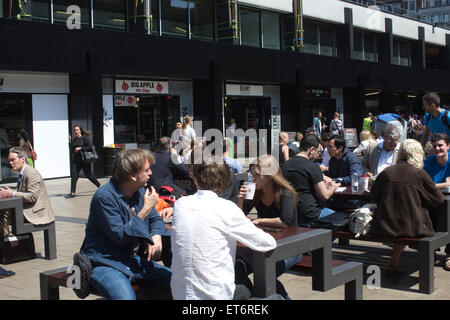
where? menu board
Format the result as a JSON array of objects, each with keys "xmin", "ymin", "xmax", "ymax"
[{"xmin": 344, "ymin": 128, "xmax": 358, "ymax": 148}]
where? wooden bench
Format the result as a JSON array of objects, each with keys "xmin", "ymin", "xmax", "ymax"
[
  {"xmin": 0, "ymin": 197, "xmax": 56, "ymax": 260},
  {"xmin": 39, "ymin": 266, "xmax": 172, "ymax": 300}
]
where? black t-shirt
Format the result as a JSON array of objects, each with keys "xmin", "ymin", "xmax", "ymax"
[
  {"xmin": 282, "ymin": 156, "xmax": 324, "ymax": 222},
  {"xmin": 243, "ymin": 190, "xmax": 298, "ymax": 227}
]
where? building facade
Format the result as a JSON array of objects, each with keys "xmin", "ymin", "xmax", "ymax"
[{"xmin": 1, "ymin": 0, "xmax": 450, "ymax": 181}]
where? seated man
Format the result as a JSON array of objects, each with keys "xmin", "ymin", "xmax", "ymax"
[
  {"xmin": 361, "ymin": 124, "xmax": 401, "ymax": 176},
  {"xmin": 170, "ymin": 158, "xmax": 276, "ymax": 300},
  {"xmin": 283, "ymin": 135, "xmax": 341, "ymax": 224},
  {"xmin": 148, "ymin": 136, "xmax": 190, "ymax": 194},
  {"xmin": 319, "ymin": 132, "xmax": 332, "ymax": 173},
  {"xmin": 424, "ymin": 133, "xmax": 450, "ymax": 189},
  {"xmin": 0, "ymin": 147, "xmax": 55, "ymax": 236},
  {"xmin": 81, "ymin": 148, "xmax": 172, "ymax": 300},
  {"xmin": 326, "ymin": 135, "xmax": 362, "ymax": 209},
  {"xmin": 326, "ymin": 135, "xmax": 362, "ymax": 186}
]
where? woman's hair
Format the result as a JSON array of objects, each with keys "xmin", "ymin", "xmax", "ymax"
[
  {"xmin": 182, "ymin": 115, "xmax": 193, "ymax": 130},
  {"xmin": 424, "ymin": 141, "xmax": 434, "ymax": 156},
  {"xmin": 252, "ymin": 155, "xmax": 298, "ymax": 211},
  {"xmin": 74, "ymin": 125, "xmax": 86, "ymax": 136},
  {"xmin": 359, "ymin": 130, "xmax": 373, "ymax": 142},
  {"xmin": 193, "ymin": 157, "xmax": 230, "ymax": 195},
  {"xmin": 112, "ymin": 148, "xmax": 155, "ymax": 184},
  {"xmin": 18, "ymin": 128, "xmax": 30, "ymax": 142},
  {"xmin": 398, "ymin": 139, "xmax": 424, "ymax": 169},
  {"xmin": 279, "ymin": 132, "xmax": 288, "ymax": 144}
]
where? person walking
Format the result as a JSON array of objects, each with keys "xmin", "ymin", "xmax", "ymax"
[
  {"xmin": 329, "ymin": 112, "xmax": 343, "ymax": 136},
  {"xmin": 17, "ymin": 128, "xmax": 35, "ymax": 167},
  {"xmin": 362, "ymin": 112, "xmax": 373, "ymax": 132},
  {"xmin": 67, "ymin": 125, "xmax": 100, "ymax": 198},
  {"xmin": 181, "ymin": 115, "xmax": 196, "ymax": 140}
]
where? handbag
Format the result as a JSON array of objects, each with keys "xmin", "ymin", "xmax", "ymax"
[
  {"xmin": 28, "ymin": 142, "xmax": 37, "ymax": 161},
  {"xmin": 80, "ymin": 146, "xmax": 99, "ymax": 163},
  {"xmin": 300, "ymin": 211, "xmax": 350, "ymax": 231},
  {"xmin": 0, "ymin": 233, "xmax": 36, "ymax": 264}
]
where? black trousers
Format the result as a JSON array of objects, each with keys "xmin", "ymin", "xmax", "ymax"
[{"xmin": 70, "ymin": 159, "xmax": 100, "ymax": 193}]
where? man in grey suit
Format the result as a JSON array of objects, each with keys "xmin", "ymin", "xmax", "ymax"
[
  {"xmin": 0, "ymin": 147, "xmax": 55, "ymax": 235},
  {"xmin": 361, "ymin": 125, "xmax": 401, "ymax": 176}
]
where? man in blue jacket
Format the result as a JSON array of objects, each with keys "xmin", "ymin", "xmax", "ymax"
[{"xmin": 81, "ymin": 148, "xmax": 171, "ymax": 300}]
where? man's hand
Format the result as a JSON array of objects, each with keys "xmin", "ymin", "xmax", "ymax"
[
  {"xmin": 138, "ymin": 187, "xmax": 158, "ymax": 221},
  {"xmin": 146, "ymin": 235, "xmax": 162, "ymax": 262},
  {"xmin": 160, "ymin": 207, "xmax": 173, "ymax": 219},
  {"xmin": 0, "ymin": 186, "xmax": 14, "ymax": 199},
  {"xmin": 75, "ymin": 147, "xmax": 81, "ymax": 152}
]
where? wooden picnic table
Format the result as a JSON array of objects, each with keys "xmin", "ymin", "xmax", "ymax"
[{"xmin": 332, "ymin": 186, "xmax": 371, "ymax": 201}]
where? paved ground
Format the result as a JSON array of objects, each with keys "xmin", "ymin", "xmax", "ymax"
[{"xmin": 0, "ymin": 176, "xmax": 449, "ymax": 300}]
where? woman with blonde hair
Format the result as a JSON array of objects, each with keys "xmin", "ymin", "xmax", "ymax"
[
  {"xmin": 182, "ymin": 115, "xmax": 196, "ymax": 140},
  {"xmin": 370, "ymin": 139, "xmax": 444, "ymax": 275},
  {"xmin": 236, "ymin": 154, "xmax": 302, "ymax": 298},
  {"xmin": 278, "ymin": 131, "xmax": 290, "ymax": 166},
  {"xmin": 353, "ymin": 130, "xmax": 375, "ymax": 159}
]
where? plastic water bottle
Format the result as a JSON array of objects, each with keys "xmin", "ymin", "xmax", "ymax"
[{"xmin": 351, "ymin": 172, "xmax": 359, "ymax": 193}]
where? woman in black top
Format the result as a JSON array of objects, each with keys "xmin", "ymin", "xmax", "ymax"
[
  {"xmin": 67, "ymin": 125, "xmax": 100, "ymax": 198},
  {"xmin": 236, "ymin": 154, "xmax": 301, "ymax": 299}
]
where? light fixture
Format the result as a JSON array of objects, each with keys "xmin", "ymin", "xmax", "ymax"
[
  {"xmin": 407, "ymin": 95, "xmax": 416, "ymax": 98},
  {"xmin": 365, "ymin": 91, "xmax": 380, "ymax": 96},
  {"xmin": 55, "ymin": 10, "xmax": 80, "ymax": 15}
]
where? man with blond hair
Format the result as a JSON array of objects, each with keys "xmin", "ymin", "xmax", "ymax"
[{"xmin": 81, "ymin": 148, "xmax": 171, "ymax": 300}]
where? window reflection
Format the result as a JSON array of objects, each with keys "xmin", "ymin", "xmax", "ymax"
[
  {"xmin": 93, "ymin": 0, "xmax": 125, "ymax": 31},
  {"xmin": 240, "ymin": 10, "xmax": 260, "ymax": 48},
  {"xmin": 262, "ymin": 13, "xmax": 279, "ymax": 50},
  {"xmin": 190, "ymin": 0, "xmax": 213, "ymax": 41},
  {"xmin": 161, "ymin": 0, "xmax": 189, "ymax": 38}
]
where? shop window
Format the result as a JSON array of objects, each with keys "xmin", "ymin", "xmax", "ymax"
[
  {"xmin": 363, "ymin": 33, "xmax": 377, "ymax": 62},
  {"xmin": 93, "ymin": 0, "xmax": 126, "ymax": 31},
  {"xmin": 240, "ymin": 9, "xmax": 260, "ymax": 48},
  {"xmin": 426, "ymin": 45, "xmax": 441, "ymax": 69},
  {"xmin": 262, "ymin": 12, "xmax": 280, "ymax": 50},
  {"xmin": 0, "ymin": 94, "xmax": 32, "ymax": 182},
  {"xmin": 53, "ymin": 0, "xmax": 90, "ymax": 28},
  {"xmin": 303, "ymin": 20, "xmax": 336, "ymax": 57},
  {"xmin": 190, "ymin": 0, "xmax": 213, "ymax": 41},
  {"xmin": 31, "ymin": 0, "xmax": 50, "ymax": 22},
  {"xmin": 150, "ymin": 0, "xmax": 160, "ymax": 35},
  {"xmin": 161, "ymin": 0, "xmax": 189, "ymax": 38},
  {"xmin": 353, "ymin": 30, "xmax": 364, "ymax": 60}
]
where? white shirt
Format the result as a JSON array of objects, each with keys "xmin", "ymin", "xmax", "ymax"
[
  {"xmin": 183, "ymin": 126, "xmax": 196, "ymax": 139},
  {"xmin": 321, "ymin": 148, "xmax": 330, "ymax": 168},
  {"xmin": 170, "ymin": 190, "xmax": 276, "ymax": 300},
  {"xmin": 376, "ymin": 141, "xmax": 400, "ymax": 174}
]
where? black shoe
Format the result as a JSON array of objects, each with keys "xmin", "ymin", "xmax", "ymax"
[
  {"xmin": 0, "ymin": 266, "xmax": 15, "ymax": 278},
  {"xmin": 65, "ymin": 193, "xmax": 76, "ymax": 199}
]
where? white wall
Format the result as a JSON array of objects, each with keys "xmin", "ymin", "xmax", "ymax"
[
  {"xmin": 0, "ymin": 71, "xmax": 69, "ymax": 93},
  {"xmin": 331, "ymin": 88, "xmax": 344, "ymax": 124},
  {"xmin": 169, "ymin": 81, "xmax": 193, "ymax": 122},
  {"xmin": 32, "ymin": 95, "xmax": 70, "ymax": 179}
]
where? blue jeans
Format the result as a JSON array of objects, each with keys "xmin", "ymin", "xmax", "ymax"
[
  {"xmin": 318, "ymin": 207, "xmax": 335, "ymax": 219},
  {"xmin": 90, "ymin": 259, "xmax": 172, "ymax": 300}
]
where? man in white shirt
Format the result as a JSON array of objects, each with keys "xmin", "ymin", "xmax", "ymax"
[
  {"xmin": 170, "ymin": 159, "xmax": 276, "ymax": 300},
  {"xmin": 361, "ymin": 125, "xmax": 400, "ymax": 176}
]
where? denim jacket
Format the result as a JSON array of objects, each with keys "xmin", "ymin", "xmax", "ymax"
[
  {"xmin": 81, "ymin": 179, "xmax": 168, "ymax": 278},
  {"xmin": 327, "ymin": 148, "xmax": 362, "ymax": 186}
]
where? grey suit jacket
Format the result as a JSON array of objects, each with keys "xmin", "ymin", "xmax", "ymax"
[
  {"xmin": 15, "ymin": 165, "xmax": 55, "ymax": 225},
  {"xmin": 361, "ymin": 141, "xmax": 400, "ymax": 175}
]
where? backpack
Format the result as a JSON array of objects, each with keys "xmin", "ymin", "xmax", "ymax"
[
  {"xmin": 424, "ymin": 109, "xmax": 450, "ymax": 131},
  {"xmin": 348, "ymin": 203, "xmax": 376, "ymax": 238},
  {"xmin": 155, "ymin": 185, "xmax": 185, "ymax": 214}
]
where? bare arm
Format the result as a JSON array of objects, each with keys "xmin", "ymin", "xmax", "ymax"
[{"xmin": 314, "ymin": 180, "xmax": 340, "ymax": 201}]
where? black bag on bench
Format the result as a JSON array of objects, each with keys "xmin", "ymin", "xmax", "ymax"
[
  {"xmin": 300, "ymin": 211, "xmax": 350, "ymax": 231},
  {"xmin": 0, "ymin": 233, "xmax": 35, "ymax": 264}
]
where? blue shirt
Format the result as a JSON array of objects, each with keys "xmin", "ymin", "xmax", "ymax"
[
  {"xmin": 223, "ymin": 157, "xmax": 243, "ymax": 174},
  {"xmin": 423, "ymin": 154, "xmax": 450, "ymax": 184},
  {"xmin": 424, "ymin": 109, "xmax": 450, "ymax": 136},
  {"xmin": 313, "ymin": 117, "xmax": 322, "ymax": 136},
  {"xmin": 81, "ymin": 179, "xmax": 168, "ymax": 278}
]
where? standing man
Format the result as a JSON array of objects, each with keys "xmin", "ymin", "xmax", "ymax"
[
  {"xmin": 283, "ymin": 135, "xmax": 340, "ymax": 224},
  {"xmin": 313, "ymin": 112, "xmax": 325, "ymax": 137},
  {"xmin": 362, "ymin": 112, "xmax": 373, "ymax": 132},
  {"xmin": 0, "ymin": 147, "xmax": 55, "ymax": 236},
  {"xmin": 330, "ymin": 112, "xmax": 343, "ymax": 136},
  {"xmin": 81, "ymin": 148, "xmax": 172, "ymax": 300},
  {"xmin": 421, "ymin": 92, "xmax": 450, "ymax": 146}
]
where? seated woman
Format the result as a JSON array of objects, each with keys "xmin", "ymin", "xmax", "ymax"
[
  {"xmin": 236, "ymin": 154, "xmax": 302, "ymax": 298},
  {"xmin": 370, "ymin": 139, "xmax": 445, "ymax": 275}
]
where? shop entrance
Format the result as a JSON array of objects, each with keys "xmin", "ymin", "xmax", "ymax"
[
  {"xmin": 114, "ymin": 95, "xmax": 180, "ymax": 149},
  {"xmin": 224, "ymin": 96, "xmax": 271, "ymax": 157},
  {"xmin": 304, "ymin": 99, "xmax": 336, "ymax": 132}
]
